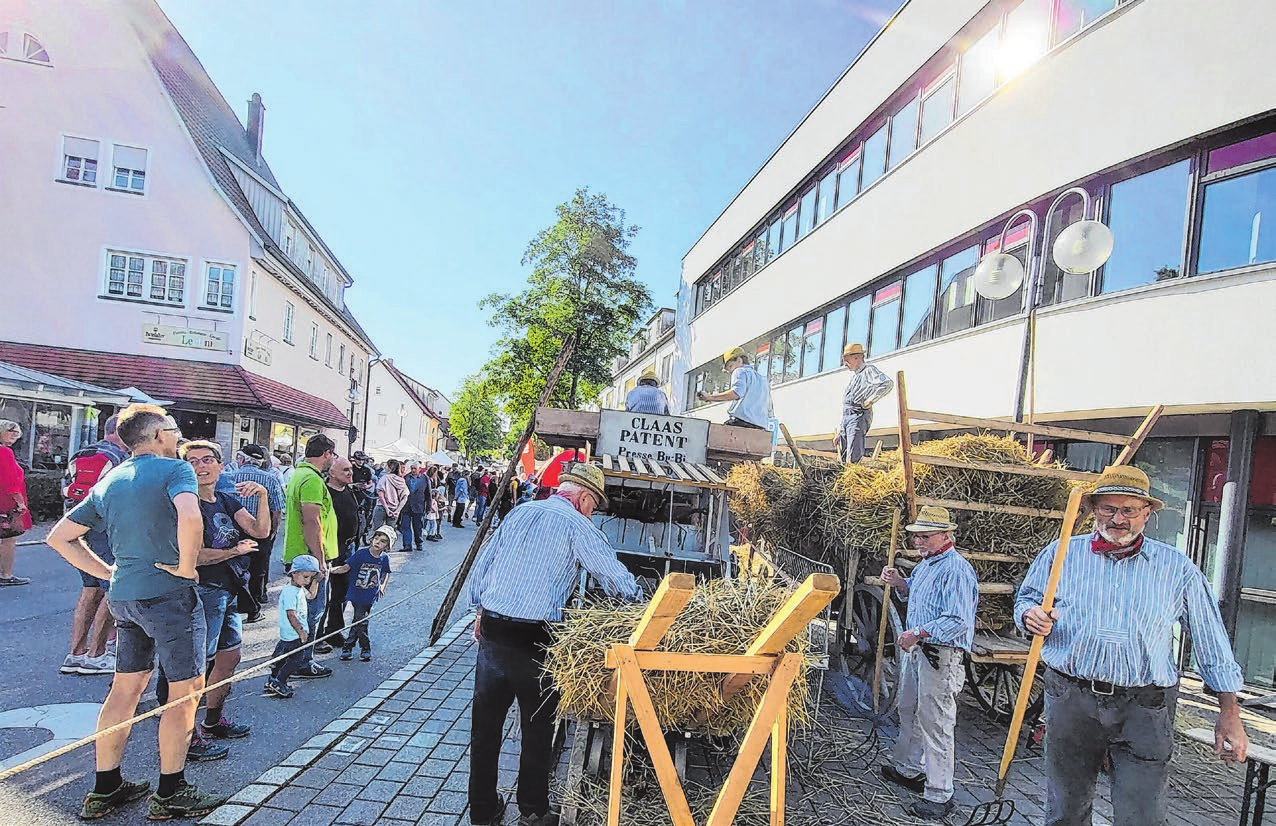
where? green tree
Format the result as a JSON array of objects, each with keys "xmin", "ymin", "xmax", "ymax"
[
  {"xmin": 448, "ymin": 377, "xmax": 503, "ymax": 460},
  {"xmin": 481, "ymin": 187, "xmax": 651, "ymax": 424}
]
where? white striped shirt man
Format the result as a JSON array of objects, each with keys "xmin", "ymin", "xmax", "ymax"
[
  {"xmin": 902, "ymin": 547, "xmax": 978, "ymax": 651},
  {"xmin": 1015, "ymin": 533, "xmax": 1243, "ymax": 691}
]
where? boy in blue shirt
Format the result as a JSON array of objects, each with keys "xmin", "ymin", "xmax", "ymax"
[
  {"xmin": 341, "ymin": 525, "xmax": 393, "ymax": 662},
  {"xmin": 264, "ymin": 555, "xmax": 320, "ymax": 698}
]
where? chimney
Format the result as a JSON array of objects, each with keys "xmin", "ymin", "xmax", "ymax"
[{"xmin": 246, "ymin": 93, "xmax": 266, "ymax": 161}]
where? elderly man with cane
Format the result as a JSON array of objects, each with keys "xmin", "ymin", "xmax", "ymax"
[{"xmin": 1016, "ymin": 465, "xmax": 1248, "ymax": 826}]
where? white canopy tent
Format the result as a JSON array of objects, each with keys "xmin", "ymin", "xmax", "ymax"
[
  {"xmin": 427, "ymin": 450, "xmax": 455, "ymax": 467},
  {"xmin": 366, "ymin": 438, "xmax": 431, "ymax": 463}
]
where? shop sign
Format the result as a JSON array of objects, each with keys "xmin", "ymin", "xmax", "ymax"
[
  {"xmin": 142, "ymin": 324, "xmax": 228, "ymax": 351},
  {"xmin": 597, "ymin": 410, "xmax": 708, "ymax": 465},
  {"xmin": 244, "ymin": 339, "xmax": 273, "ymax": 365}
]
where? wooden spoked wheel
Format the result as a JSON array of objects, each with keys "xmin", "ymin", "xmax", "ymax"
[
  {"xmin": 964, "ymin": 658, "xmax": 1045, "ymax": 723},
  {"xmin": 833, "ymin": 584, "xmax": 905, "ymax": 713}
]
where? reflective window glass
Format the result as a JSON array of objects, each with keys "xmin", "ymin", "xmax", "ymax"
[
  {"xmin": 1199, "ymin": 166, "xmax": 1276, "ymax": 274},
  {"xmin": 919, "ymin": 75, "xmax": 956, "ymax": 145},
  {"xmin": 803, "ymin": 318, "xmax": 824, "ymax": 377},
  {"xmin": 822, "ymin": 305, "xmax": 846, "ymax": 372},
  {"xmin": 902, "ymin": 264, "xmax": 938, "ymax": 346},
  {"xmin": 817, "ymin": 168, "xmax": 837, "ymax": 224},
  {"xmin": 1054, "ymin": 0, "xmax": 1118, "ymax": 44},
  {"xmin": 1208, "ymin": 133, "xmax": 1276, "ymax": 175},
  {"xmin": 769, "ymin": 334, "xmax": 786, "ymax": 386},
  {"xmin": 958, "ymin": 26, "xmax": 999, "ymax": 115},
  {"xmin": 1102, "ymin": 159, "xmax": 1191, "ymax": 293},
  {"xmin": 768, "ymin": 216, "xmax": 782, "ymax": 259},
  {"xmin": 861, "ymin": 125, "xmax": 888, "ymax": 190},
  {"xmin": 779, "ymin": 206, "xmax": 799, "ymax": 253},
  {"xmin": 937, "ymin": 246, "xmax": 980, "ymax": 336},
  {"xmin": 1000, "ymin": 0, "xmax": 1051, "ymax": 84},
  {"xmin": 869, "ymin": 281, "xmax": 902, "ymax": 356},
  {"xmin": 755, "ymin": 229, "xmax": 770, "ymax": 270},
  {"xmin": 797, "ymin": 187, "xmax": 818, "ymax": 240},
  {"xmin": 887, "ymin": 97, "xmax": 919, "ymax": 170},
  {"xmin": 785, "ymin": 325, "xmax": 804, "ymax": 382},
  {"xmin": 754, "ymin": 339, "xmax": 772, "ymax": 381},
  {"xmin": 835, "ymin": 151, "xmax": 860, "ymax": 209},
  {"xmin": 846, "ymin": 295, "xmax": 871, "ymax": 350}
]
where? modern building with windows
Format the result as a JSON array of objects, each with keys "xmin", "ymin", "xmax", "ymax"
[
  {"xmin": 680, "ymin": 0, "xmax": 1276, "ymax": 685},
  {"xmin": 0, "ymin": 0, "xmax": 377, "ymax": 458}
]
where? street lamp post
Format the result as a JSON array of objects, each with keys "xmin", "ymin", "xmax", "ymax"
[{"xmin": 398, "ymin": 403, "xmax": 406, "ymax": 439}]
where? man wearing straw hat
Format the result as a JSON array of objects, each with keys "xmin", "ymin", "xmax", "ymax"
[
  {"xmin": 879, "ymin": 505, "xmax": 978, "ymax": 821},
  {"xmin": 1016, "ymin": 465, "xmax": 1247, "ymax": 826},
  {"xmin": 833, "ymin": 342, "xmax": 893, "ymax": 463},
  {"xmin": 467, "ymin": 463, "xmax": 641, "ymax": 826},
  {"xmin": 625, "ymin": 366, "xmax": 671, "ymax": 415},
  {"xmin": 695, "ymin": 346, "xmax": 773, "ymax": 429}
]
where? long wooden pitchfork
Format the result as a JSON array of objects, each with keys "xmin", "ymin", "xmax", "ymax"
[{"xmin": 872, "ymin": 509, "xmax": 901, "ymax": 714}]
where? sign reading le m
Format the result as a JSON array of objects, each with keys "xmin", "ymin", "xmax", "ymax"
[{"xmin": 597, "ymin": 410, "xmax": 709, "ymax": 465}]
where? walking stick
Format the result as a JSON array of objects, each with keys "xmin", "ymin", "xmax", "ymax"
[
  {"xmin": 872, "ymin": 509, "xmax": 901, "ymax": 714},
  {"xmin": 427, "ymin": 336, "xmax": 576, "ymax": 645},
  {"xmin": 993, "ymin": 486, "xmax": 1083, "ymax": 796}
]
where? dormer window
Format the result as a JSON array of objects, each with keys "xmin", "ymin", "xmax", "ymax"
[{"xmin": 0, "ymin": 30, "xmax": 52, "ymax": 65}]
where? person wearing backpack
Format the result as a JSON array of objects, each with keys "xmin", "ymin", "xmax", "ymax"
[{"xmin": 60, "ymin": 414, "xmax": 129, "ymax": 676}]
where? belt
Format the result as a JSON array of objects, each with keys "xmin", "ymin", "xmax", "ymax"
[
  {"xmin": 1049, "ymin": 667, "xmax": 1169, "ymax": 697},
  {"xmin": 483, "ymin": 610, "xmax": 549, "ymax": 625}
]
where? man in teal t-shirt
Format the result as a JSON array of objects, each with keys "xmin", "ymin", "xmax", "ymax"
[
  {"xmin": 282, "ymin": 434, "xmax": 338, "ymax": 678},
  {"xmin": 46, "ymin": 404, "xmax": 228, "ymax": 820}
]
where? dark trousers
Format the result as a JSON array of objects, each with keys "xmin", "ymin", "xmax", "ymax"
[
  {"xmin": 474, "ymin": 495, "xmax": 488, "ymax": 522},
  {"xmin": 1043, "ymin": 669, "xmax": 1178, "ymax": 826},
  {"xmin": 469, "ymin": 616, "xmax": 558, "ymax": 822},
  {"xmin": 343, "ymin": 604, "xmax": 372, "ymax": 652},
  {"xmin": 452, "ymin": 501, "xmax": 466, "ymax": 528},
  {"xmin": 269, "ymin": 638, "xmax": 305, "ymax": 688},
  {"xmin": 724, "ymin": 416, "xmax": 765, "ymax": 430},
  {"xmin": 399, "ymin": 511, "xmax": 424, "ymax": 549},
  {"xmin": 323, "ymin": 570, "xmax": 350, "ymax": 644}
]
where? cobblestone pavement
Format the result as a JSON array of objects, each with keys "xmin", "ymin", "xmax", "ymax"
[{"xmin": 209, "ymin": 623, "xmax": 1257, "ymax": 826}]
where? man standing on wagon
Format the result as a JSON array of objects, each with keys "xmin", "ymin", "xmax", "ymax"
[
  {"xmin": 879, "ymin": 505, "xmax": 978, "ymax": 821},
  {"xmin": 833, "ymin": 342, "xmax": 893, "ymax": 463},
  {"xmin": 1016, "ymin": 465, "xmax": 1247, "ymax": 826}
]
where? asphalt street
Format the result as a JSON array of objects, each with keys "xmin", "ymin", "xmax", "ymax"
[{"xmin": 0, "ymin": 517, "xmax": 482, "ymax": 825}]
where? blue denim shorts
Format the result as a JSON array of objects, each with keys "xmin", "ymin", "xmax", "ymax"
[
  {"xmin": 79, "ymin": 530, "xmax": 114, "ymax": 589},
  {"xmin": 109, "ymin": 586, "xmax": 205, "ymax": 681},
  {"xmin": 196, "ymin": 583, "xmax": 243, "ymax": 660}
]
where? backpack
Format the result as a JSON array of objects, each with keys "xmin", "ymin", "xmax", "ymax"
[{"xmin": 62, "ymin": 448, "xmax": 117, "ymax": 505}]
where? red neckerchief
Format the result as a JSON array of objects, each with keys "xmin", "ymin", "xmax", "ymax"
[
  {"xmin": 921, "ymin": 541, "xmax": 955, "ymax": 560},
  {"xmin": 1090, "ymin": 531, "xmax": 1144, "ymax": 561}
]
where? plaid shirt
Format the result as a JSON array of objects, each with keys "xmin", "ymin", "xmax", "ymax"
[{"xmin": 231, "ymin": 464, "xmax": 286, "ymax": 519}]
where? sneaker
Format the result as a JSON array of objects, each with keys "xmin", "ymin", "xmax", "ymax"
[
  {"xmin": 146, "ymin": 780, "xmax": 228, "ymax": 821},
  {"xmin": 880, "ymin": 765, "xmax": 927, "ymax": 795},
  {"xmin": 61, "ymin": 653, "xmax": 87, "ymax": 674},
  {"xmin": 314, "ymin": 642, "xmax": 333, "ymax": 654},
  {"xmin": 907, "ymin": 798, "xmax": 955, "ymax": 821},
  {"xmin": 186, "ymin": 732, "xmax": 230, "ymax": 762},
  {"xmin": 518, "ymin": 812, "xmax": 560, "ymax": 826},
  {"xmin": 77, "ymin": 653, "xmax": 116, "ymax": 675},
  {"xmin": 0, "ymin": 576, "xmax": 31, "ymax": 586},
  {"xmin": 473, "ymin": 792, "xmax": 507, "ymax": 826},
  {"xmin": 203, "ymin": 716, "xmax": 251, "ymax": 739},
  {"xmin": 360, "ymin": 651, "xmax": 372, "ymax": 662},
  {"xmin": 340, "ymin": 650, "xmax": 353, "ymax": 661},
  {"xmin": 244, "ymin": 612, "xmax": 265, "ymax": 624},
  {"xmin": 293, "ymin": 663, "xmax": 333, "ymax": 679},
  {"xmin": 80, "ymin": 778, "xmax": 151, "ymax": 819},
  {"xmin": 263, "ymin": 680, "xmax": 294, "ymax": 699}
]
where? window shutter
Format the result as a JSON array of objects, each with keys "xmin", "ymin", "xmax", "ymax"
[
  {"xmin": 113, "ymin": 145, "xmax": 147, "ymax": 171},
  {"xmin": 64, "ymin": 137, "xmax": 99, "ymax": 160}
]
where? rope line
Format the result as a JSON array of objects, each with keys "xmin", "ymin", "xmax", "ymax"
[{"xmin": 0, "ymin": 559, "xmax": 466, "ymax": 781}]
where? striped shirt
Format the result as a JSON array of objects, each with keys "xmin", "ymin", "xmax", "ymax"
[
  {"xmin": 841, "ymin": 364, "xmax": 893, "ymax": 424},
  {"xmin": 625, "ymin": 384, "xmax": 671, "ymax": 415},
  {"xmin": 901, "ymin": 547, "xmax": 978, "ymax": 651},
  {"xmin": 230, "ymin": 465, "xmax": 285, "ymax": 518},
  {"xmin": 468, "ymin": 494, "xmax": 641, "ymax": 622},
  {"xmin": 1014, "ymin": 534, "xmax": 1243, "ymax": 692}
]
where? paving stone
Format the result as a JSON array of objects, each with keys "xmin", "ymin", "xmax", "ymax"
[
  {"xmin": 323, "ymin": 717, "xmax": 361, "ymax": 733},
  {"xmin": 381, "ymin": 699, "xmax": 412, "ymax": 713},
  {"xmin": 440, "ymin": 729, "xmax": 469, "ymax": 746},
  {"xmin": 291, "ymin": 767, "xmax": 341, "ymax": 789},
  {"xmin": 311, "ymin": 783, "xmax": 362, "ymax": 809},
  {"xmin": 382, "ymin": 794, "xmax": 430, "ymax": 821},
  {"xmin": 376, "ymin": 761, "xmax": 418, "ymax": 782},
  {"xmin": 279, "ymin": 748, "xmax": 321, "ymax": 767},
  {"xmin": 314, "ymin": 751, "xmax": 359, "ymax": 771},
  {"xmin": 414, "ymin": 813, "xmax": 460, "ymax": 826},
  {"xmin": 336, "ymin": 799, "xmax": 387, "ymax": 825},
  {"xmin": 388, "ymin": 720, "xmax": 422, "ymax": 736},
  {"xmin": 353, "ymin": 747, "xmax": 398, "ymax": 767},
  {"xmin": 427, "ymin": 791, "xmax": 468, "ymax": 815},
  {"xmin": 399, "ymin": 709, "xmax": 432, "ymax": 723},
  {"xmin": 255, "ymin": 765, "xmax": 303, "ymax": 786},
  {"xmin": 284, "ymin": 806, "xmax": 342, "ymax": 826},
  {"xmin": 440, "ymin": 773, "xmax": 469, "ymax": 792},
  {"xmin": 264, "ymin": 784, "xmax": 320, "ymax": 812},
  {"xmin": 401, "ymin": 775, "xmax": 446, "ymax": 798},
  {"xmin": 389, "ymin": 745, "xmax": 433, "ymax": 764},
  {"xmin": 331, "ymin": 763, "xmax": 379, "ymax": 786},
  {"xmin": 415, "ymin": 758, "xmax": 456, "ymax": 778},
  {"xmin": 407, "ymin": 731, "xmax": 443, "ymax": 750},
  {"xmin": 430, "ymin": 744, "xmax": 466, "ymax": 761},
  {"xmin": 333, "ymin": 736, "xmax": 369, "ymax": 754},
  {"xmin": 304, "ymin": 732, "xmax": 342, "ymax": 750},
  {"xmin": 421, "ymin": 718, "xmax": 453, "ymax": 733},
  {"xmin": 241, "ymin": 808, "xmax": 296, "ymax": 826},
  {"xmin": 200, "ymin": 804, "xmax": 254, "ymax": 825},
  {"xmin": 356, "ymin": 778, "xmax": 404, "ymax": 802},
  {"xmin": 229, "ymin": 784, "xmax": 277, "ymax": 806}
]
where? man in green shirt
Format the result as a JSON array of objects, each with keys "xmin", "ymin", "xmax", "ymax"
[{"xmin": 283, "ymin": 434, "xmax": 338, "ymax": 679}]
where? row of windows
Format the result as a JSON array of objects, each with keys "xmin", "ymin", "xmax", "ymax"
[
  {"xmin": 282, "ymin": 218, "xmax": 344, "ymax": 306},
  {"xmin": 0, "ymin": 30, "xmax": 50, "ymax": 65},
  {"xmin": 59, "ymin": 136, "xmax": 148, "ymax": 195},
  {"xmin": 693, "ymin": 0, "xmax": 1132, "ymax": 317},
  {"xmin": 281, "ymin": 300, "xmax": 358, "ymax": 379},
  {"xmin": 104, "ymin": 250, "xmax": 234, "ymax": 310},
  {"xmin": 688, "ymin": 121, "xmax": 1276, "ymax": 407}
]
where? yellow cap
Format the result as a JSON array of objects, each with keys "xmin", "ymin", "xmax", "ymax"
[{"xmin": 722, "ymin": 347, "xmax": 746, "ymax": 365}]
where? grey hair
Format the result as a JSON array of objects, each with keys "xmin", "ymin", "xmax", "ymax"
[{"xmin": 0, "ymin": 419, "xmax": 20, "ymax": 433}]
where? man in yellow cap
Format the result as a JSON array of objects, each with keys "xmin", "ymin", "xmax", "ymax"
[
  {"xmin": 466, "ymin": 462, "xmax": 641, "ymax": 826},
  {"xmin": 879, "ymin": 506, "xmax": 977, "ymax": 821},
  {"xmin": 1016, "ymin": 465, "xmax": 1247, "ymax": 826},
  {"xmin": 695, "ymin": 346, "xmax": 773, "ymax": 429},
  {"xmin": 833, "ymin": 343, "xmax": 893, "ymax": 463},
  {"xmin": 625, "ymin": 367, "xmax": 670, "ymax": 415}
]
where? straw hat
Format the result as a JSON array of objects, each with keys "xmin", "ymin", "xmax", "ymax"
[
  {"xmin": 1081, "ymin": 465, "xmax": 1164, "ymax": 511},
  {"xmin": 722, "ymin": 346, "xmax": 747, "ymax": 365},
  {"xmin": 638, "ymin": 367, "xmax": 658, "ymax": 383},
  {"xmin": 842, "ymin": 342, "xmax": 866, "ymax": 357},
  {"xmin": 904, "ymin": 505, "xmax": 957, "ymax": 532},
  {"xmin": 559, "ymin": 463, "xmax": 609, "ymax": 508}
]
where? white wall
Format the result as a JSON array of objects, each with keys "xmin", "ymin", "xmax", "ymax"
[{"xmin": 364, "ymin": 362, "xmax": 441, "ymax": 454}]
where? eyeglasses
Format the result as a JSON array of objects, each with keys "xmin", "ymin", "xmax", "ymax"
[
  {"xmin": 186, "ymin": 455, "xmax": 220, "ymax": 466},
  {"xmin": 162, "ymin": 426, "xmax": 182, "ymax": 436},
  {"xmin": 1093, "ymin": 504, "xmax": 1149, "ymax": 520}
]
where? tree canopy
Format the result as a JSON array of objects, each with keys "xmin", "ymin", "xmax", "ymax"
[
  {"xmin": 480, "ymin": 187, "xmax": 651, "ymax": 425},
  {"xmin": 448, "ymin": 376, "xmax": 504, "ymax": 459}
]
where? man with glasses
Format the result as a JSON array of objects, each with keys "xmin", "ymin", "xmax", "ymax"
[
  {"xmin": 466, "ymin": 463, "xmax": 641, "ymax": 826},
  {"xmin": 1016, "ymin": 465, "xmax": 1248, "ymax": 826},
  {"xmin": 46, "ymin": 404, "xmax": 229, "ymax": 820},
  {"xmin": 282, "ymin": 434, "xmax": 339, "ymax": 680}
]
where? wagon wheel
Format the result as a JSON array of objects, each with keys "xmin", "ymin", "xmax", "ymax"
[
  {"xmin": 832, "ymin": 584, "xmax": 905, "ymax": 713},
  {"xmin": 964, "ymin": 658, "xmax": 1045, "ymax": 723}
]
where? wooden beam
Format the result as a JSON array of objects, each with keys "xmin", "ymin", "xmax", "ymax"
[
  {"xmin": 1113, "ymin": 404, "xmax": 1164, "ymax": 466},
  {"xmin": 697, "ymin": 464, "xmax": 726, "ymax": 484},
  {"xmin": 681, "ymin": 463, "xmax": 712, "ymax": 484},
  {"xmin": 604, "ymin": 650, "xmax": 778, "ymax": 674},
  {"xmin": 628, "ymin": 573, "xmax": 695, "ymax": 651},
  {"xmin": 534, "ymin": 406, "xmax": 600, "ymax": 444},
  {"xmin": 629, "ymin": 455, "xmax": 649, "ymax": 476},
  {"xmin": 910, "ymin": 453, "xmax": 1101, "ymax": 482},
  {"xmin": 917, "ymin": 495, "xmax": 1066, "ymax": 519},
  {"xmin": 771, "ymin": 704, "xmax": 786, "ymax": 826},
  {"xmin": 607, "ymin": 683, "xmax": 627, "ymax": 826},
  {"xmin": 780, "ymin": 423, "xmax": 808, "ymax": 477},
  {"xmin": 665, "ymin": 461, "xmax": 691, "ymax": 481},
  {"xmin": 602, "ymin": 454, "xmax": 614, "ymax": 471},
  {"xmin": 617, "ymin": 454, "xmax": 632, "ymax": 474},
  {"xmin": 907, "ymin": 409, "xmax": 1129, "ymax": 445},
  {"xmin": 707, "ymin": 421, "xmax": 774, "ymax": 461},
  {"xmin": 897, "ymin": 372, "xmax": 918, "ymax": 522}
]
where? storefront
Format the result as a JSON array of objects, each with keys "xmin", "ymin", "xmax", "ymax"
[{"xmin": 0, "ymin": 360, "xmax": 130, "ymax": 470}]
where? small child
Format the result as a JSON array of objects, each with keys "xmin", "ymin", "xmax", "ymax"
[
  {"xmin": 425, "ymin": 487, "xmax": 442, "ymax": 542},
  {"xmin": 264, "ymin": 555, "xmax": 320, "ymax": 698},
  {"xmin": 341, "ymin": 525, "xmax": 393, "ymax": 662}
]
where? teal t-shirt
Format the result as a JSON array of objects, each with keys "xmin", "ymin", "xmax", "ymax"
[{"xmin": 67, "ymin": 454, "xmax": 199, "ymax": 601}]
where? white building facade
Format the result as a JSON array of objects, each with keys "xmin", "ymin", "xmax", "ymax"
[
  {"xmin": 600, "ymin": 308, "xmax": 677, "ymax": 412},
  {"xmin": 680, "ymin": 0, "xmax": 1276, "ymax": 685},
  {"xmin": 363, "ymin": 360, "xmax": 450, "ymax": 458},
  {"xmin": 0, "ymin": 0, "xmax": 377, "ymax": 458}
]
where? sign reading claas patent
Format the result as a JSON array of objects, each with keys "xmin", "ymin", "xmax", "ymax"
[{"xmin": 597, "ymin": 410, "xmax": 709, "ymax": 465}]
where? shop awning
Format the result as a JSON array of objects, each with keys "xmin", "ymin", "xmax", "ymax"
[{"xmin": 0, "ymin": 360, "xmax": 132, "ymax": 405}]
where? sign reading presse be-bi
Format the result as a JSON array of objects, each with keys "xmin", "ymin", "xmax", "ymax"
[{"xmin": 597, "ymin": 410, "xmax": 709, "ymax": 465}]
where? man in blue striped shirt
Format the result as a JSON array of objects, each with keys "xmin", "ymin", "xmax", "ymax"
[
  {"xmin": 467, "ymin": 463, "xmax": 640, "ymax": 826},
  {"xmin": 879, "ymin": 506, "xmax": 978, "ymax": 821},
  {"xmin": 231, "ymin": 445, "xmax": 285, "ymax": 622},
  {"xmin": 1016, "ymin": 465, "xmax": 1248, "ymax": 826}
]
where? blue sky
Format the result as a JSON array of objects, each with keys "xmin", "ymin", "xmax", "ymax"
[{"xmin": 155, "ymin": 0, "xmax": 899, "ymax": 399}]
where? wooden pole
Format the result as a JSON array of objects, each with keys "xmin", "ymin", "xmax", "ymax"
[
  {"xmin": 1113, "ymin": 404, "xmax": 1164, "ymax": 467},
  {"xmin": 780, "ymin": 423, "xmax": 808, "ymax": 476},
  {"xmin": 872, "ymin": 509, "xmax": 902, "ymax": 714},
  {"xmin": 994, "ymin": 487, "xmax": 1083, "ymax": 796},
  {"xmin": 895, "ymin": 371, "xmax": 917, "ymax": 522},
  {"xmin": 427, "ymin": 336, "xmax": 576, "ymax": 644}
]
